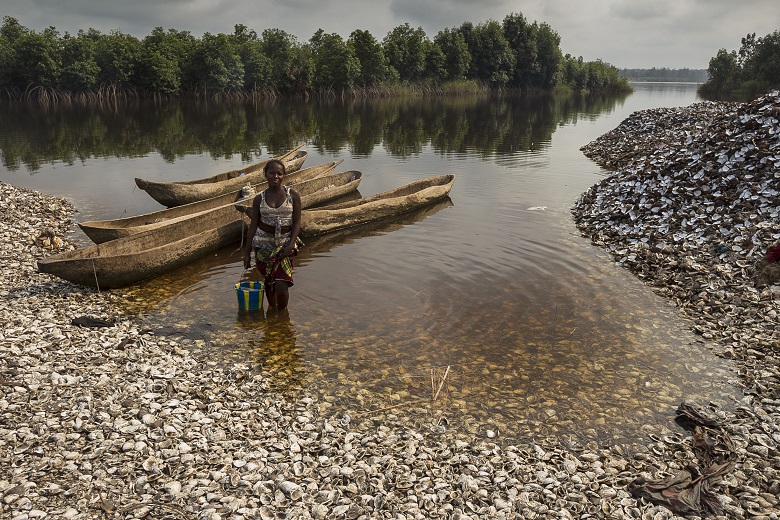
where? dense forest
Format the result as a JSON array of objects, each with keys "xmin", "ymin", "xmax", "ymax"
[
  {"xmin": 700, "ymin": 30, "xmax": 780, "ymax": 99},
  {"xmin": 0, "ymin": 14, "xmax": 630, "ymax": 101},
  {"xmin": 619, "ymin": 68, "xmax": 707, "ymax": 83}
]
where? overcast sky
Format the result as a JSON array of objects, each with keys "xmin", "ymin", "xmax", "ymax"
[{"xmin": 1, "ymin": 0, "xmax": 777, "ymax": 69}]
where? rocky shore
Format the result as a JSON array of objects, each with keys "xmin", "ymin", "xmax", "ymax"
[{"xmin": 2, "ymin": 92, "xmax": 779, "ymax": 519}]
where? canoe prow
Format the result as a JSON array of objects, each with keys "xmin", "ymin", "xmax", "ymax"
[{"xmin": 135, "ymin": 145, "xmax": 307, "ymax": 207}]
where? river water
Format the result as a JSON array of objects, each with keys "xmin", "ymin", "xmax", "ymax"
[{"xmin": 0, "ymin": 83, "xmax": 741, "ymax": 448}]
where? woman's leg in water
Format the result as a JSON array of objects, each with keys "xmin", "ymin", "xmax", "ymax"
[{"xmin": 274, "ymin": 280, "xmax": 290, "ymax": 310}]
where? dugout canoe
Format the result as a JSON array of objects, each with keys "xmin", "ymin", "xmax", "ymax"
[
  {"xmin": 79, "ymin": 160, "xmax": 343, "ymax": 243},
  {"xmin": 299, "ymin": 197, "xmax": 454, "ymax": 259},
  {"xmin": 299, "ymin": 174, "xmax": 455, "ymax": 237},
  {"xmin": 134, "ymin": 146, "xmax": 307, "ymax": 207},
  {"xmin": 37, "ymin": 171, "xmax": 364, "ymax": 289},
  {"xmin": 37, "ymin": 205, "xmax": 245, "ymax": 289}
]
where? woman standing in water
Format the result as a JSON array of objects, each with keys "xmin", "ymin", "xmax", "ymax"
[{"xmin": 243, "ymin": 159, "xmax": 302, "ymax": 310}]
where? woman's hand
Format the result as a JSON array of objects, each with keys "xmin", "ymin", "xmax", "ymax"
[
  {"xmin": 243, "ymin": 249, "xmax": 252, "ymax": 269},
  {"xmin": 280, "ymin": 244, "xmax": 294, "ymax": 258}
]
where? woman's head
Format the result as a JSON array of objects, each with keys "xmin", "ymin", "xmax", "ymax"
[{"xmin": 264, "ymin": 159, "xmax": 286, "ymax": 177}]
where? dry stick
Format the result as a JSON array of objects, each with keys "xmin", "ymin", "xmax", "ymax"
[
  {"xmin": 91, "ymin": 257, "xmax": 101, "ymax": 293},
  {"xmin": 119, "ymin": 184, "xmax": 137, "ymax": 218},
  {"xmin": 432, "ymin": 365, "xmax": 450, "ymax": 403}
]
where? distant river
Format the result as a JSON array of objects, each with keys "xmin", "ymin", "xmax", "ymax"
[{"xmin": 0, "ymin": 83, "xmax": 741, "ymax": 448}]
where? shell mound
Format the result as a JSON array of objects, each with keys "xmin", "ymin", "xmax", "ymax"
[{"xmin": 574, "ymin": 89, "xmax": 779, "ymax": 356}]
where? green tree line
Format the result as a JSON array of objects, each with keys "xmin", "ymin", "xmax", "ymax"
[
  {"xmin": 0, "ymin": 14, "xmax": 630, "ymax": 101},
  {"xmin": 700, "ymin": 30, "xmax": 780, "ymax": 99}
]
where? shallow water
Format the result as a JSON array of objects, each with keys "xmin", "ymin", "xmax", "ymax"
[{"xmin": 0, "ymin": 83, "xmax": 741, "ymax": 447}]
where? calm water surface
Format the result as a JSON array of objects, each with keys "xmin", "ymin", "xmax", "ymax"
[{"xmin": 0, "ymin": 83, "xmax": 740, "ymax": 447}]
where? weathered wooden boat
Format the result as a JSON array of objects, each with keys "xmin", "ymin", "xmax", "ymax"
[
  {"xmin": 299, "ymin": 170, "xmax": 363, "ymax": 208},
  {"xmin": 134, "ymin": 145, "xmax": 307, "ymax": 207},
  {"xmin": 298, "ymin": 174, "xmax": 455, "ymax": 237},
  {"xmin": 79, "ymin": 161, "xmax": 343, "ymax": 243},
  {"xmin": 37, "ymin": 205, "xmax": 246, "ymax": 289},
  {"xmin": 37, "ymin": 171, "xmax": 364, "ymax": 289},
  {"xmin": 298, "ymin": 197, "xmax": 454, "ymax": 260}
]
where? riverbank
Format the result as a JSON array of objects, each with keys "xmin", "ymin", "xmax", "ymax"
[{"xmin": 1, "ymin": 94, "xmax": 779, "ymax": 519}]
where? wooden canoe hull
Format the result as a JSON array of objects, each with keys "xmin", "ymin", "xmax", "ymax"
[
  {"xmin": 300, "ymin": 171, "xmax": 363, "ymax": 208},
  {"xmin": 300, "ymin": 197, "xmax": 454, "ymax": 256},
  {"xmin": 299, "ymin": 174, "xmax": 455, "ymax": 237},
  {"xmin": 80, "ymin": 161, "xmax": 342, "ymax": 243},
  {"xmin": 38, "ymin": 171, "xmax": 365, "ymax": 289},
  {"xmin": 37, "ymin": 205, "xmax": 246, "ymax": 289},
  {"xmin": 135, "ymin": 147, "xmax": 307, "ymax": 207}
]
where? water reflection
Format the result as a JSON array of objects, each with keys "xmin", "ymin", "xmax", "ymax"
[
  {"xmin": 277, "ymin": 229, "xmax": 737, "ymax": 448},
  {"xmin": 119, "ymin": 242, "xmax": 246, "ymax": 315},
  {"xmin": 299, "ymin": 197, "xmax": 454, "ymax": 263},
  {"xmin": 118, "ymin": 196, "xmax": 454, "ymax": 321},
  {"xmin": 0, "ymin": 92, "xmax": 628, "ymax": 174},
  {"xmin": 237, "ymin": 308, "xmax": 308, "ymax": 392},
  {"xmin": 0, "ymin": 84, "xmax": 738, "ymax": 449}
]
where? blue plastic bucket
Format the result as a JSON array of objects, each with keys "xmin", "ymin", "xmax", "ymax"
[{"xmin": 235, "ymin": 281, "xmax": 264, "ymax": 311}]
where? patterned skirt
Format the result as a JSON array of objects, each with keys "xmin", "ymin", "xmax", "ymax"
[{"xmin": 252, "ymin": 230, "xmax": 300, "ymax": 287}]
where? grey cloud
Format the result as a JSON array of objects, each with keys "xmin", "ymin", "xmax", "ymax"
[
  {"xmin": 2, "ymin": 0, "xmax": 777, "ymax": 69},
  {"xmin": 388, "ymin": 0, "xmax": 512, "ymax": 34},
  {"xmin": 609, "ymin": 0, "xmax": 671, "ymax": 21}
]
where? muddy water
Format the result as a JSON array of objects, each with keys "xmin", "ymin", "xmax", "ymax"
[{"xmin": 0, "ymin": 83, "xmax": 740, "ymax": 447}]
